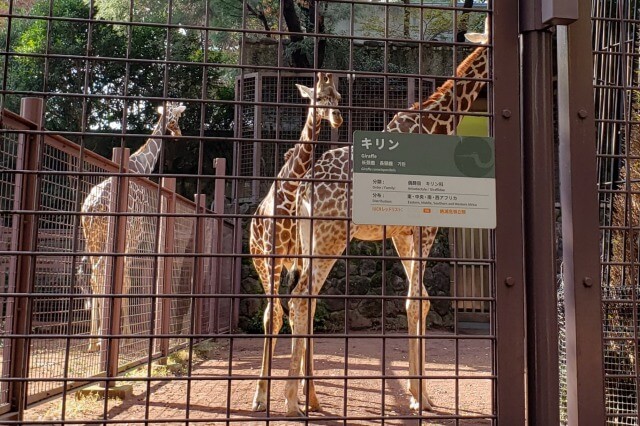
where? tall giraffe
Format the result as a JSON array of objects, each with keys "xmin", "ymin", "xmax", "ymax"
[
  {"xmin": 80, "ymin": 102, "xmax": 186, "ymax": 352},
  {"xmin": 250, "ymin": 72, "xmax": 343, "ymax": 412},
  {"xmin": 282, "ymin": 22, "xmax": 490, "ymax": 416}
]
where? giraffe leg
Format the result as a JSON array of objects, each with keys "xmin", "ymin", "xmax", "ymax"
[
  {"xmin": 252, "ymin": 257, "xmax": 285, "ymax": 412},
  {"xmin": 393, "ymin": 232, "xmax": 435, "ymax": 411},
  {"xmin": 284, "ymin": 269, "xmax": 310, "ymax": 417},
  {"xmin": 301, "ymin": 299, "xmax": 320, "ymax": 411},
  {"xmin": 87, "ymin": 256, "xmax": 103, "ymax": 352},
  {"xmin": 292, "ymin": 244, "xmax": 342, "ymax": 413}
]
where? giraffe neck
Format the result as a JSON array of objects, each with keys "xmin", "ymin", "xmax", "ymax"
[
  {"xmin": 278, "ymin": 110, "xmax": 322, "ymax": 180},
  {"xmin": 388, "ymin": 46, "xmax": 488, "ymax": 135},
  {"xmin": 278, "ymin": 109, "xmax": 322, "ymax": 198},
  {"xmin": 128, "ymin": 122, "xmax": 164, "ymax": 174}
]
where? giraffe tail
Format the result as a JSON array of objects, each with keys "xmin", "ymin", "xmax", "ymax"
[
  {"xmin": 76, "ymin": 256, "xmax": 93, "ymax": 311},
  {"xmin": 277, "ymin": 267, "xmax": 300, "ymax": 318}
]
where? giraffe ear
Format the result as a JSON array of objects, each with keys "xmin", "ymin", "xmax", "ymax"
[
  {"xmin": 465, "ymin": 15, "xmax": 489, "ymax": 44},
  {"xmin": 157, "ymin": 106, "xmax": 164, "ymax": 115},
  {"xmin": 464, "ymin": 32, "xmax": 487, "ymax": 44},
  {"xmin": 296, "ymin": 84, "xmax": 314, "ymax": 99},
  {"xmin": 174, "ymin": 105, "xmax": 186, "ymax": 114}
]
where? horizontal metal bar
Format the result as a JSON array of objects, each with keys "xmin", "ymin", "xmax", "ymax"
[{"xmin": 2, "ymin": 332, "xmax": 497, "ymax": 340}]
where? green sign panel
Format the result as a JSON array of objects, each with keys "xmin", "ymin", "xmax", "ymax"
[{"xmin": 353, "ymin": 131, "xmax": 495, "ymax": 178}]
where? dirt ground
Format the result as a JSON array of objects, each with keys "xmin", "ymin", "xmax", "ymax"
[{"xmin": 24, "ymin": 331, "xmax": 493, "ymax": 425}]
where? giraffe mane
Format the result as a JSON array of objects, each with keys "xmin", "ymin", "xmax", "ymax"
[{"xmin": 410, "ymin": 46, "xmax": 486, "ymax": 111}]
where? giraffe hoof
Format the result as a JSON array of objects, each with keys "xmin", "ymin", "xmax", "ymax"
[
  {"xmin": 285, "ymin": 407, "xmax": 306, "ymax": 417},
  {"xmin": 251, "ymin": 400, "xmax": 266, "ymax": 412},
  {"xmin": 285, "ymin": 402, "xmax": 306, "ymax": 417},
  {"xmin": 410, "ymin": 395, "xmax": 433, "ymax": 412}
]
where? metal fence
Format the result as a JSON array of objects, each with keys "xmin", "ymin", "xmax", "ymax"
[
  {"xmin": 0, "ymin": 0, "xmax": 623, "ymax": 423},
  {"xmin": 593, "ymin": 0, "xmax": 640, "ymax": 423},
  {"xmin": 0, "ymin": 103, "xmax": 237, "ymax": 413}
]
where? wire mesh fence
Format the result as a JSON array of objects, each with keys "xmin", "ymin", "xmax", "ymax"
[
  {"xmin": 0, "ymin": 106, "xmax": 234, "ymax": 412},
  {"xmin": 0, "ymin": 0, "xmax": 538, "ymax": 423},
  {"xmin": 592, "ymin": 0, "xmax": 640, "ymax": 424}
]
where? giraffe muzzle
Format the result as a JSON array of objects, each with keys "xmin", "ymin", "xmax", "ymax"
[{"xmin": 330, "ymin": 111, "xmax": 343, "ymax": 128}]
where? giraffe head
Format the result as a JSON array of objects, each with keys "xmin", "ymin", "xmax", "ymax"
[
  {"xmin": 157, "ymin": 102, "xmax": 186, "ymax": 137},
  {"xmin": 296, "ymin": 72, "xmax": 343, "ymax": 128},
  {"xmin": 464, "ymin": 15, "xmax": 489, "ymax": 44}
]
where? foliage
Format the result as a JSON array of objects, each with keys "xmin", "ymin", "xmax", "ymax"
[{"xmin": 3, "ymin": 0, "xmax": 236, "ymax": 198}]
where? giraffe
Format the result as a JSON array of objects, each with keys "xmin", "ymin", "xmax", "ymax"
[
  {"xmin": 282, "ymin": 22, "xmax": 490, "ymax": 417},
  {"xmin": 80, "ymin": 102, "xmax": 186, "ymax": 352},
  {"xmin": 249, "ymin": 72, "xmax": 343, "ymax": 412}
]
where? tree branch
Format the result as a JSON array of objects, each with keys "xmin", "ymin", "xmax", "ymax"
[{"xmin": 246, "ymin": 2, "xmax": 271, "ymax": 34}]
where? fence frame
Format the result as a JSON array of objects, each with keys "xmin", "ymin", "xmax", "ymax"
[{"xmin": 0, "ymin": 102, "xmax": 238, "ymax": 416}]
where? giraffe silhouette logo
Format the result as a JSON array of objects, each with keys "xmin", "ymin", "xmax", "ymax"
[{"xmin": 453, "ymin": 137, "xmax": 494, "ymax": 177}]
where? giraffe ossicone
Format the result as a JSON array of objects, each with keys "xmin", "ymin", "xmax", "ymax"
[
  {"xmin": 80, "ymin": 102, "xmax": 186, "ymax": 353},
  {"xmin": 281, "ymin": 18, "xmax": 490, "ymax": 417}
]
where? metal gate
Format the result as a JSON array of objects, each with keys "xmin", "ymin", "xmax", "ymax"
[{"xmin": 0, "ymin": 0, "xmax": 618, "ymax": 424}]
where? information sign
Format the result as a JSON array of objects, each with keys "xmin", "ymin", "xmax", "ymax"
[{"xmin": 352, "ymin": 131, "xmax": 496, "ymax": 228}]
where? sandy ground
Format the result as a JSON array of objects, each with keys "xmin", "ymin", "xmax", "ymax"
[{"xmin": 24, "ymin": 331, "xmax": 493, "ymax": 425}]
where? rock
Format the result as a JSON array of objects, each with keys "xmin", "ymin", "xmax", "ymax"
[
  {"xmin": 348, "ymin": 312, "xmax": 373, "ymax": 330},
  {"xmin": 427, "ymin": 311, "xmax": 443, "ymax": 327},
  {"xmin": 369, "ymin": 272, "xmax": 383, "ymax": 292},
  {"xmin": 324, "ymin": 287, "xmax": 346, "ymax": 312},
  {"xmin": 391, "ymin": 261, "xmax": 405, "ymax": 277},
  {"xmin": 360, "ymin": 259, "xmax": 378, "ymax": 277},
  {"xmin": 388, "ymin": 274, "xmax": 406, "ymax": 293},
  {"xmin": 433, "ymin": 300, "xmax": 451, "ymax": 317},
  {"xmin": 329, "ymin": 311, "xmax": 346, "ymax": 331},
  {"xmin": 240, "ymin": 298, "xmax": 263, "ymax": 317},
  {"xmin": 332, "ymin": 261, "xmax": 347, "ymax": 279},
  {"xmin": 348, "ymin": 275, "xmax": 371, "ymax": 295},
  {"xmin": 386, "ymin": 298, "xmax": 405, "ymax": 316},
  {"xmin": 348, "ymin": 262, "xmax": 359, "ymax": 276},
  {"xmin": 241, "ymin": 277, "xmax": 262, "ymax": 294},
  {"xmin": 359, "ymin": 299, "xmax": 382, "ymax": 318},
  {"xmin": 385, "ymin": 314, "xmax": 407, "ymax": 331}
]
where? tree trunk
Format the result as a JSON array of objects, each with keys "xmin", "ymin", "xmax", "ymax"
[
  {"xmin": 456, "ymin": 0, "xmax": 475, "ymax": 42},
  {"xmin": 282, "ymin": 0, "xmax": 311, "ymax": 68},
  {"xmin": 307, "ymin": 0, "xmax": 326, "ymax": 68}
]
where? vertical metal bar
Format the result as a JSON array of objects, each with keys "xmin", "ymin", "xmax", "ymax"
[
  {"xmin": 492, "ymin": 2, "xmax": 527, "ymax": 423},
  {"xmin": 193, "ymin": 194, "xmax": 206, "ymax": 338},
  {"xmin": 212, "ymin": 158, "xmax": 226, "ymax": 334},
  {"xmin": 556, "ymin": 0, "xmax": 606, "ymax": 419},
  {"xmin": 105, "ymin": 147, "xmax": 130, "ymax": 382},
  {"xmin": 9, "ymin": 97, "xmax": 43, "ymax": 419},
  {"xmin": 521, "ymin": 26, "xmax": 560, "ymax": 426},
  {"xmin": 159, "ymin": 177, "xmax": 176, "ymax": 359},
  {"xmin": 253, "ymin": 74, "xmax": 263, "ymax": 202}
]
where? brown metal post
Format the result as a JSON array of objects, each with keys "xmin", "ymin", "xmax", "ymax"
[
  {"xmin": 556, "ymin": 2, "xmax": 606, "ymax": 422},
  {"xmin": 8, "ymin": 98, "xmax": 43, "ymax": 419},
  {"xmin": 192, "ymin": 194, "xmax": 206, "ymax": 337},
  {"xmin": 520, "ymin": 16, "xmax": 561, "ymax": 426},
  {"xmin": 492, "ymin": 4, "xmax": 527, "ymax": 423},
  {"xmin": 105, "ymin": 148, "xmax": 130, "ymax": 382},
  {"xmin": 211, "ymin": 158, "xmax": 226, "ymax": 334},
  {"xmin": 233, "ymin": 220, "xmax": 242, "ymax": 331},
  {"xmin": 252, "ymin": 74, "xmax": 263, "ymax": 202},
  {"xmin": 159, "ymin": 178, "xmax": 176, "ymax": 359}
]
